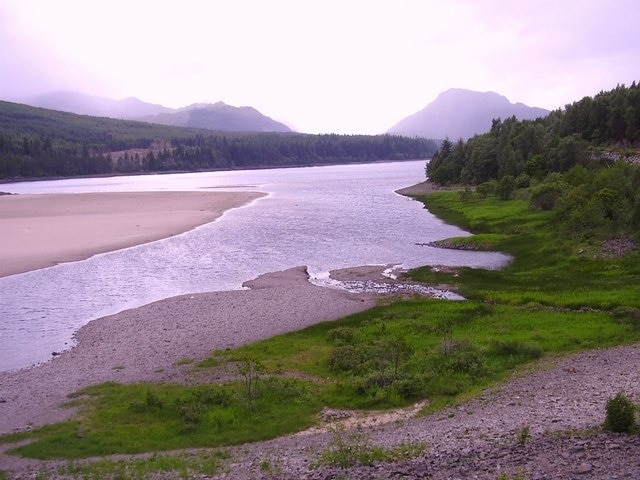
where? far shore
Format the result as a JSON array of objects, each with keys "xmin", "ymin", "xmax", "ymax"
[{"xmin": 0, "ymin": 190, "xmax": 265, "ymax": 278}]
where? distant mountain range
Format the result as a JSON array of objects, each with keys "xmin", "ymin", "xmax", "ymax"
[
  {"xmin": 388, "ymin": 88, "xmax": 550, "ymax": 140},
  {"xmin": 18, "ymin": 91, "xmax": 292, "ymax": 133},
  {"xmin": 137, "ymin": 102, "xmax": 292, "ymax": 132},
  {"xmin": 15, "ymin": 88, "xmax": 549, "ymax": 138}
]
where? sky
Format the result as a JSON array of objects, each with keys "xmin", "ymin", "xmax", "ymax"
[{"xmin": 0, "ymin": 0, "xmax": 639, "ymax": 134}]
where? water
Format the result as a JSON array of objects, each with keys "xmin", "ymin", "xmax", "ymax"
[{"xmin": 0, "ymin": 161, "xmax": 509, "ymax": 371}]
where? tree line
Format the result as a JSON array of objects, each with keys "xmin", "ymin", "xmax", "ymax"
[
  {"xmin": 0, "ymin": 101, "xmax": 438, "ymax": 179},
  {"xmin": 427, "ymin": 82, "xmax": 640, "ymax": 185},
  {"xmin": 426, "ymin": 82, "xmax": 640, "ymax": 239}
]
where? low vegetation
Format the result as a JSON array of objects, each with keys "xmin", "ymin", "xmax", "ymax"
[
  {"xmin": 8, "ymin": 378, "xmax": 322, "ymax": 459},
  {"xmin": 314, "ymin": 428, "xmax": 426, "ymax": 468},
  {"xmin": 4, "ymin": 183, "xmax": 640, "ymax": 460},
  {"xmin": 56, "ymin": 450, "xmax": 230, "ymax": 479},
  {"xmin": 604, "ymin": 392, "xmax": 638, "ymax": 433}
]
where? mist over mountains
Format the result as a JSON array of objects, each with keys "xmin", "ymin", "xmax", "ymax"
[
  {"xmin": 21, "ymin": 91, "xmax": 173, "ymax": 119},
  {"xmin": 18, "ymin": 91, "xmax": 292, "ymax": 133},
  {"xmin": 388, "ymin": 88, "xmax": 550, "ymax": 140},
  {"xmin": 138, "ymin": 102, "xmax": 292, "ymax": 132},
  {"xmin": 14, "ymin": 88, "xmax": 551, "ymax": 138}
]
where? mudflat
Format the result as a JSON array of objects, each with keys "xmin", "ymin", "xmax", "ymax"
[{"xmin": 0, "ymin": 191, "xmax": 265, "ymax": 277}]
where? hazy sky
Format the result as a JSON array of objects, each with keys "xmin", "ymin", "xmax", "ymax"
[{"xmin": 1, "ymin": 0, "xmax": 638, "ymax": 134}]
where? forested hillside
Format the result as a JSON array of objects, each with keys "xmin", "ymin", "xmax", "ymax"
[
  {"xmin": 426, "ymin": 83, "xmax": 640, "ymax": 238},
  {"xmin": 0, "ymin": 101, "xmax": 437, "ymax": 179}
]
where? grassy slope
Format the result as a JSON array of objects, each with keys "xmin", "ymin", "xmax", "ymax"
[
  {"xmin": 4, "ymin": 190, "xmax": 640, "ymax": 462},
  {"xmin": 411, "ymin": 192, "xmax": 640, "ymax": 309}
]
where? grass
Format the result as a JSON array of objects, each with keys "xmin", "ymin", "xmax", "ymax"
[
  {"xmin": 54, "ymin": 450, "xmax": 230, "ymax": 479},
  {"xmin": 222, "ymin": 300, "xmax": 628, "ymax": 412},
  {"xmin": 314, "ymin": 428, "xmax": 426, "ymax": 467},
  {"xmin": 3, "ymin": 189, "xmax": 639, "ymax": 462},
  {"xmin": 409, "ymin": 192, "xmax": 640, "ymax": 309},
  {"xmin": 10, "ymin": 379, "xmax": 322, "ymax": 459}
]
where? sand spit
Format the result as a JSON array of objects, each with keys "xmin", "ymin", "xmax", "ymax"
[{"xmin": 0, "ymin": 190, "xmax": 264, "ymax": 277}]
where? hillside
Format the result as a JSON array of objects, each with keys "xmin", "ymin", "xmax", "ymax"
[
  {"xmin": 427, "ymin": 82, "xmax": 640, "ymax": 186},
  {"xmin": 388, "ymin": 88, "xmax": 549, "ymax": 140},
  {"xmin": 18, "ymin": 91, "xmax": 292, "ymax": 133},
  {"xmin": 0, "ymin": 100, "xmax": 437, "ymax": 179}
]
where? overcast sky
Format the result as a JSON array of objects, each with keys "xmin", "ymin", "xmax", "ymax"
[{"xmin": 1, "ymin": 0, "xmax": 638, "ymax": 134}]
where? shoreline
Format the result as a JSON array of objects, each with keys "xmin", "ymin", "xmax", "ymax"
[
  {"xmin": 0, "ymin": 190, "xmax": 265, "ymax": 278},
  {"xmin": 0, "ymin": 158, "xmax": 428, "ymax": 186},
  {"xmin": 0, "ymin": 266, "xmax": 378, "ymax": 435},
  {"xmin": 0, "ymin": 181, "xmax": 442, "ymax": 434},
  {"xmin": 3, "ymin": 182, "xmax": 640, "ymax": 478}
]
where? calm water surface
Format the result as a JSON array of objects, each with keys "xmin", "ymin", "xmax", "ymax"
[{"xmin": 0, "ymin": 161, "xmax": 509, "ymax": 371}]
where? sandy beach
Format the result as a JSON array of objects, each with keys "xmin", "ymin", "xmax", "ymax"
[{"xmin": 0, "ymin": 190, "xmax": 264, "ymax": 277}]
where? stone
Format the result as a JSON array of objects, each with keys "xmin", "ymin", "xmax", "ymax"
[{"xmin": 576, "ymin": 463, "xmax": 592, "ymax": 474}]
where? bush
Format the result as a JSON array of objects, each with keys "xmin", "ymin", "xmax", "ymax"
[
  {"xmin": 515, "ymin": 173, "xmax": 531, "ymax": 188},
  {"xmin": 394, "ymin": 374, "xmax": 428, "ymax": 399},
  {"xmin": 492, "ymin": 340, "xmax": 543, "ymax": 359},
  {"xmin": 476, "ymin": 180, "xmax": 497, "ymax": 198},
  {"xmin": 497, "ymin": 175, "xmax": 516, "ymax": 200},
  {"xmin": 327, "ymin": 327, "xmax": 356, "ymax": 345},
  {"xmin": 328, "ymin": 345, "xmax": 368, "ymax": 373},
  {"xmin": 604, "ymin": 392, "xmax": 637, "ymax": 433},
  {"xmin": 444, "ymin": 342, "xmax": 486, "ymax": 375},
  {"xmin": 529, "ymin": 181, "xmax": 565, "ymax": 210}
]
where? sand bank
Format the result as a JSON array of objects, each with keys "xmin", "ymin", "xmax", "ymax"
[{"xmin": 0, "ymin": 191, "xmax": 264, "ymax": 277}]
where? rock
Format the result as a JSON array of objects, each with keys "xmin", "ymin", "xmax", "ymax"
[{"xmin": 576, "ymin": 463, "xmax": 592, "ymax": 474}]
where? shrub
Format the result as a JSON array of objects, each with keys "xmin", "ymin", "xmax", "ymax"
[
  {"xmin": 194, "ymin": 386, "xmax": 232, "ymax": 407},
  {"xmin": 394, "ymin": 374, "xmax": 428, "ymax": 399},
  {"xmin": 515, "ymin": 173, "xmax": 531, "ymax": 188},
  {"xmin": 604, "ymin": 392, "xmax": 637, "ymax": 433},
  {"xmin": 529, "ymin": 181, "xmax": 565, "ymax": 210},
  {"xmin": 497, "ymin": 175, "xmax": 516, "ymax": 200},
  {"xmin": 476, "ymin": 180, "xmax": 497, "ymax": 198},
  {"xmin": 459, "ymin": 187, "xmax": 474, "ymax": 202},
  {"xmin": 328, "ymin": 345, "xmax": 368, "ymax": 373},
  {"xmin": 492, "ymin": 340, "xmax": 543, "ymax": 359},
  {"xmin": 516, "ymin": 425, "xmax": 531, "ymax": 445},
  {"xmin": 327, "ymin": 327, "xmax": 356, "ymax": 345},
  {"xmin": 444, "ymin": 342, "xmax": 486, "ymax": 375},
  {"xmin": 612, "ymin": 307, "xmax": 640, "ymax": 329}
]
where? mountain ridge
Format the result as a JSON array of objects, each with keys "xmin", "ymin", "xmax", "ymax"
[
  {"xmin": 388, "ymin": 88, "xmax": 549, "ymax": 140},
  {"xmin": 14, "ymin": 91, "xmax": 292, "ymax": 133}
]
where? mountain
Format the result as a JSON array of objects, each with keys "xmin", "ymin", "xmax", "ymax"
[
  {"xmin": 138, "ymin": 102, "xmax": 292, "ymax": 132},
  {"xmin": 17, "ymin": 91, "xmax": 292, "ymax": 133},
  {"xmin": 20, "ymin": 91, "xmax": 172, "ymax": 119},
  {"xmin": 388, "ymin": 88, "xmax": 550, "ymax": 140}
]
